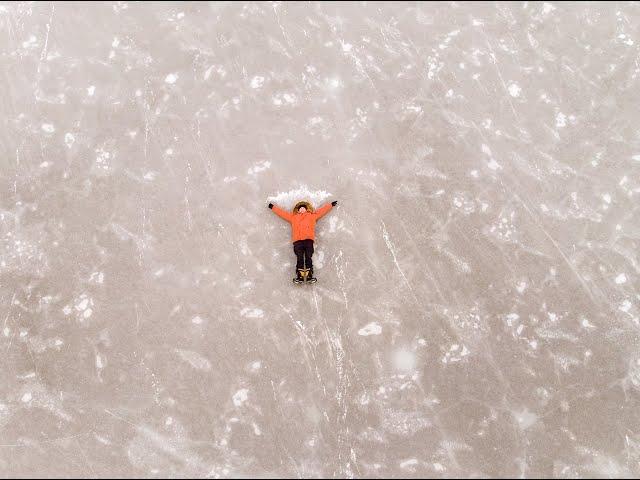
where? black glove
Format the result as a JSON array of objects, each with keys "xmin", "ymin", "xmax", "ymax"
[
  {"xmin": 331, "ymin": 201, "xmax": 338, "ymax": 207},
  {"xmin": 268, "ymin": 203, "xmax": 274, "ymax": 209}
]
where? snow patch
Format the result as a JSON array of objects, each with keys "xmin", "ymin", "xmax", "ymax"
[
  {"xmin": 175, "ymin": 349, "xmax": 212, "ymax": 371},
  {"xmin": 400, "ymin": 459, "xmax": 419, "ymax": 469},
  {"xmin": 393, "ymin": 349, "xmax": 416, "ymax": 372},
  {"xmin": 487, "ymin": 158, "xmax": 502, "ymax": 170},
  {"xmin": 514, "ymin": 408, "xmax": 538, "ymax": 430},
  {"xmin": 556, "ymin": 112, "xmax": 567, "ymax": 128},
  {"xmin": 232, "ymin": 388, "xmax": 249, "ymax": 407},
  {"xmin": 64, "ymin": 133, "xmax": 75, "ymax": 148},
  {"xmin": 76, "ymin": 298, "xmax": 90, "ymax": 311},
  {"xmin": 89, "ymin": 271, "xmax": 104, "ymax": 284},
  {"xmin": 581, "ymin": 318, "xmax": 595, "ymax": 329},
  {"xmin": 247, "ymin": 161, "xmax": 271, "ymax": 175},
  {"xmin": 267, "ymin": 185, "xmax": 332, "ymax": 211},
  {"xmin": 358, "ymin": 322, "xmax": 382, "ymax": 336},
  {"xmin": 619, "ymin": 300, "xmax": 632, "ymax": 312},
  {"xmin": 505, "ymin": 313, "xmax": 520, "ymax": 326},
  {"xmin": 250, "ymin": 361, "xmax": 262, "ymax": 371},
  {"xmin": 240, "ymin": 308, "xmax": 264, "ymax": 319},
  {"xmin": 508, "ymin": 83, "xmax": 521, "ymax": 97},
  {"xmin": 250, "ymin": 76, "xmax": 264, "ymax": 89}
]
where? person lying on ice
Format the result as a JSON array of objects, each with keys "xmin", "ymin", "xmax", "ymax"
[{"xmin": 268, "ymin": 200, "xmax": 338, "ymax": 283}]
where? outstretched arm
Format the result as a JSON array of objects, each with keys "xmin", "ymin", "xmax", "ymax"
[
  {"xmin": 315, "ymin": 202, "xmax": 335, "ymax": 220},
  {"xmin": 269, "ymin": 204, "xmax": 293, "ymax": 222}
]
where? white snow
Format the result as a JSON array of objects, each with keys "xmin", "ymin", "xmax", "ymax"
[
  {"xmin": 619, "ymin": 300, "xmax": 632, "ymax": 312},
  {"xmin": 240, "ymin": 308, "xmax": 264, "ymax": 319},
  {"xmin": 250, "ymin": 76, "xmax": 264, "ymax": 88},
  {"xmin": 487, "ymin": 158, "xmax": 502, "ymax": 170},
  {"xmin": 247, "ymin": 161, "xmax": 271, "ymax": 175},
  {"xmin": 175, "ymin": 349, "xmax": 212, "ymax": 371},
  {"xmin": 267, "ymin": 186, "xmax": 332, "ymax": 211},
  {"xmin": 358, "ymin": 322, "xmax": 382, "ymax": 336},
  {"xmin": 232, "ymin": 388, "xmax": 249, "ymax": 407},
  {"xmin": 556, "ymin": 112, "xmax": 567, "ymax": 127},
  {"xmin": 64, "ymin": 133, "xmax": 75, "ymax": 148},
  {"xmin": 393, "ymin": 349, "xmax": 416, "ymax": 372}
]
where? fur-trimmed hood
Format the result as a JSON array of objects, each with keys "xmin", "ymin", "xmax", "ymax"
[{"xmin": 292, "ymin": 201, "xmax": 314, "ymax": 213}]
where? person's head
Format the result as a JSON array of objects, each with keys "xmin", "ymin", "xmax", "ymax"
[{"xmin": 293, "ymin": 201, "xmax": 313, "ymax": 214}]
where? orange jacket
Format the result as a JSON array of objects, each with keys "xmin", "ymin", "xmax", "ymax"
[{"xmin": 272, "ymin": 203, "xmax": 333, "ymax": 242}]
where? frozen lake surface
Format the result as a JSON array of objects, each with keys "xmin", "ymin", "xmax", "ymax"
[{"xmin": 1, "ymin": 1, "xmax": 640, "ymax": 477}]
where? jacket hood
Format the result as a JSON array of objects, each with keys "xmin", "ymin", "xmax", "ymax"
[{"xmin": 292, "ymin": 201, "xmax": 314, "ymax": 213}]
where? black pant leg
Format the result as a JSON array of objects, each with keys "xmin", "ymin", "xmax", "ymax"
[
  {"xmin": 305, "ymin": 240, "xmax": 314, "ymax": 274},
  {"xmin": 293, "ymin": 242, "xmax": 305, "ymax": 271}
]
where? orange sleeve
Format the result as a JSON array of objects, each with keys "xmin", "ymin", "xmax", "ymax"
[
  {"xmin": 314, "ymin": 203, "xmax": 333, "ymax": 220},
  {"xmin": 271, "ymin": 205, "xmax": 292, "ymax": 223}
]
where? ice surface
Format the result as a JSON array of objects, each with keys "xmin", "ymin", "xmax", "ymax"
[{"xmin": 1, "ymin": 1, "xmax": 640, "ymax": 478}]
